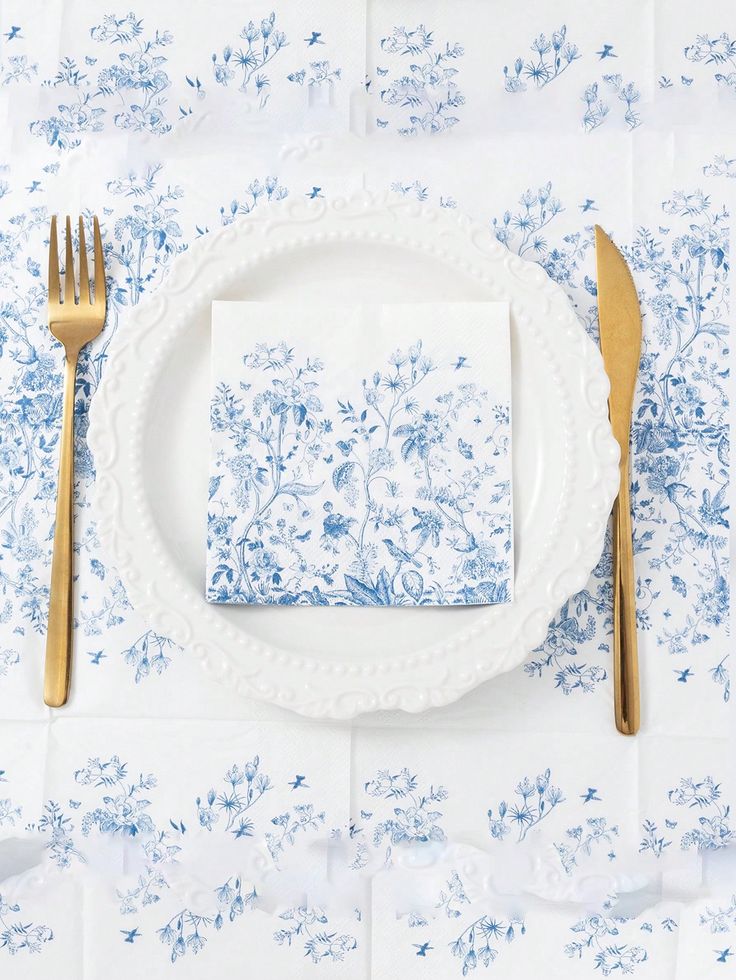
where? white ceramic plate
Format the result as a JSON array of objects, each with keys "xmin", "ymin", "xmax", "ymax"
[{"xmin": 88, "ymin": 193, "xmax": 619, "ymax": 719}]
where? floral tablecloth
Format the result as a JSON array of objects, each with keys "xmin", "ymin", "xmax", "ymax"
[{"xmin": 0, "ymin": 2, "xmax": 733, "ymax": 977}]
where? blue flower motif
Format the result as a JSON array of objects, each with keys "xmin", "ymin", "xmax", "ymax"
[
  {"xmin": 211, "ymin": 12, "xmax": 287, "ymax": 107},
  {"xmin": 450, "ymin": 911, "xmax": 525, "ymax": 973},
  {"xmin": 0, "ymin": 894, "xmax": 53, "ymax": 955},
  {"xmin": 30, "ymin": 13, "xmax": 173, "ymax": 148},
  {"xmin": 669, "ymin": 776, "xmax": 735, "ymax": 850},
  {"xmin": 361, "ymin": 768, "xmax": 447, "ymax": 851},
  {"xmin": 503, "ymin": 25, "xmax": 580, "ymax": 93},
  {"xmin": 274, "ymin": 905, "xmax": 357, "ymax": 963},
  {"xmin": 376, "ymin": 25, "xmax": 464, "ymax": 135},
  {"xmin": 266, "ymin": 804, "xmax": 326, "ymax": 864},
  {"xmin": 554, "ymin": 817, "xmax": 619, "ymax": 874},
  {"xmin": 158, "ymin": 877, "xmax": 256, "ymax": 963},
  {"xmin": 685, "ymin": 33, "xmax": 736, "ymax": 92},
  {"xmin": 700, "ymin": 895, "xmax": 736, "ymax": 934},
  {"xmin": 488, "ymin": 769, "xmax": 564, "ymax": 842},
  {"xmin": 0, "ymin": 55, "xmax": 39, "ymax": 86},
  {"xmin": 565, "ymin": 904, "xmax": 648, "ymax": 976},
  {"xmin": 195, "ymin": 757, "xmax": 272, "ymax": 836}
]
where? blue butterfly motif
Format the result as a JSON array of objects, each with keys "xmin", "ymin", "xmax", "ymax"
[{"xmin": 596, "ymin": 44, "xmax": 617, "ymax": 59}]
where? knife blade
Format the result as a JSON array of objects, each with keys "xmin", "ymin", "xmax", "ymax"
[{"xmin": 595, "ymin": 225, "xmax": 642, "ymax": 735}]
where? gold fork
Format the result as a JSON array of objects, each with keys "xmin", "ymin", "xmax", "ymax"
[{"xmin": 45, "ymin": 215, "xmax": 106, "ymax": 707}]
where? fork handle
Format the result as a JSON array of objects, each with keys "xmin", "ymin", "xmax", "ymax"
[
  {"xmin": 612, "ymin": 460, "xmax": 640, "ymax": 735},
  {"xmin": 44, "ymin": 353, "xmax": 78, "ymax": 707}
]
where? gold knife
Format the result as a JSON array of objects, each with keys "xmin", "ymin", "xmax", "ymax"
[{"xmin": 595, "ymin": 225, "xmax": 642, "ymax": 735}]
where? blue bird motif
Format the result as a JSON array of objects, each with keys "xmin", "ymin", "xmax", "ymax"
[
  {"xmin": 452, "ymin": 355, "xmax": 469, "ymax": 370},
  {"xmin": 674, "ymin": 668, "xmax": 693, "ymax": 683},
  {"xmin": 715, "ymin": 948, "xmax": 733, "ymax": 963},
  {"xmin": 288, "ymin": 775, "xmax": 308, "ymax": 790},
  {"xmin": 581, "ymin": 788, "xmax": 601, "ymax": 803},
  {"xmin": 383, "ymin": 539, "xmax": 422, "ymax": 568},
  {"xmin": 580, "ymin": 199, "xmax": 598, "ymax": 212},
  {"xmin": 596, "ymin": 44, "xmax": 617, "ymax": 59},
  {"xmin": 414, "ymin": 942, "xmax": 433, "ymax": 956},
  {"xmin": 304, "ymin": 31, "xmax": 324, "ymax": 46},
  {"xmin": 120, "ymin": 928, "xmax": 141, "ymax": 943},
  {"xmin": 306, "ymin": 186, "xmax": 323, "ymax": 199},
  {"xmin": 4, "ymin": 25, "xmax": 22, "ymax": 40}
]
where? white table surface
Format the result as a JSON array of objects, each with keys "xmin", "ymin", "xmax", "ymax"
[{"xmin": 0, "ymin": 2, "xmax": 734, "ymax": 977}]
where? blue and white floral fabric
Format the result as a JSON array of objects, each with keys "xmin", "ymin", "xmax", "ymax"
[
  {"xmin": 207, "ymin": 301, "xmax": 513, "ymax": 606},
  {"xmin": 0, "ymin": 1, "xmax": 733, "ymax": 977}
]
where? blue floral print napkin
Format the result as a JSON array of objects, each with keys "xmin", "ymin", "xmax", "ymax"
[{"xmin": 207, "ymin": 301, "xmax": 513, "ymax": 606}]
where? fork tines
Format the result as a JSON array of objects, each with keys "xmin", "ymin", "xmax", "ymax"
[{"xmin": 48, "ymin": 215, "xmax": 106, "ymax": 310}]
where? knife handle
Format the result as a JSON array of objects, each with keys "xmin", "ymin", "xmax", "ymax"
[{"xmin": 612, "ymin": 462, "xmax": 640, "ymax": 735}]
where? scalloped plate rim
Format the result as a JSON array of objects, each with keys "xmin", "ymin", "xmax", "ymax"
[{"xmin": 88, "ymin": 194, "xmax": 619, "ymax": 719}]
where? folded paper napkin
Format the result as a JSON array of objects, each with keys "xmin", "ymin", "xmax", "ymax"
[{"xmin": 207, "ymin": 301, "xmax": 513, "ymax": 606}]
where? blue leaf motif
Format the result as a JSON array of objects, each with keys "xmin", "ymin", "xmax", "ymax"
[
  {"xmin": 344, "ymin": 575, "xmax": 383, "ymax": 606},
  {"xmin": 279, "ymin": 481, "xmax": 323, "ymax": 498},
  {"xmin": 402, "ymin": 570, "xmax": 424, "ymax": 601},
  {"xmin": 375, "ymin": 568, "xmax": 393, "ymax": 604},
  {"xmin": 332, "ymin": 461, "xmax": 356, "ymax": 491}
]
